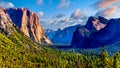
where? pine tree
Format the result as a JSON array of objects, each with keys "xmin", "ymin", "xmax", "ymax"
[
  {"xmin": 99, "ymin": 48, "xmax": 110, "ymax": 68},
  {"xmin": 113, "ymin": 52, "xmax": 120, "ymax": 68},
  {"xmin": 83, "ymin": 55, "xmax": 96, "ymax": 68},
  {"xmin": 113, "ymin": 54, "xmax": 117, "ymax": 68}
]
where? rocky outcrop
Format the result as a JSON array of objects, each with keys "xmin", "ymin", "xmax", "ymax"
[
  {"xmin": 0, "ymin": 7, "xmax": 14, "ymax": 35},
  {"xmin": 85, "ymin": 16, "xmax": 108, "ymax": 32},
  {"xmin": 71, "ymin": 26, "xmax": 91, "ymax": 47},
  {"xmin": 5, "ymin": 8, "xmax": 51, "ymax": 44},
  {"xmin": 71, "ymin": 16, "xmax": 111, "ymax": 48},
  {"xmin": 85, "ymin": 18, "xmax": 120, "ymax": 48}
]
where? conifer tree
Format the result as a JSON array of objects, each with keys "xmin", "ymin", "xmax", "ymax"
[
  {"xmin": 113, "ymin": 52, "xmax": 120, "ymax": 68},
  {"xmin": 99, "ymin": 48, "xmax": 110, "ymax": 68}
]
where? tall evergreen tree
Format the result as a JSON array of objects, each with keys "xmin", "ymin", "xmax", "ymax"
[
  {"xmin": 99, "ymin": 48, "xmax": 110, "ymax": 68},
  {"xmin": 113, "ymin": 52, "xmax": 120, "ymax": 68}
]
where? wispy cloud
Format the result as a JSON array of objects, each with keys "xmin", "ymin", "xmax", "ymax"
[
  {"xmin": 92, "ymin": 0, "xmax": 120, "ymax": 18},
  {"xmin": 93, "ymin": 0, "xmax": 120, "ymax": 9},
  {"xmin": 57, "ymin": 0, "xmax": 70, "ymax": 9},
  {"xmin": 38, "ymin": 11, "xmax": 44, "ymax": 18},
  {"xmin": 56, "ymin": 14, "xmax": 66, "ymax": 18},
  {"xmin": 37, "ymin": 0, "xmax": 44, "ymax": 5},
  {"xmin": 70, "ymin": 9, "xmax": 87, "ymax": 19},
  {"xmin": 40, "ymin": 10, "xmax": 87, "ymax": 30},
  {"xmin": 96, "ymin": 6, "xmax": 116, "ymax": 17},
  {"xmin": 0, "ymin": 1, "xmax": 14, "ymax": 8}
]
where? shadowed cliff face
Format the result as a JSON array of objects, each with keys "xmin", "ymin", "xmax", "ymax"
[
  {"xmin": 50, "ymin": 25, "xmax": 80, "ymax": 44},
  {"xmin": 5, "ymin": 8, "xmax": 51, "ymax": 44},
  {"xmin": 86, "ymin": 18, "xmax": 120, "ymax": 48},
  {"xmin": 71, "ymin": 26, "xmax": 91, "ymax": 48},
  {"xmin": 71, "ymin": 16, "xmax": 120, "ymax": 48}
]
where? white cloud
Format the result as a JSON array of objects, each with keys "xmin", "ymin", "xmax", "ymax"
[
  {"xmin": 95, "ymin": 6, "xmax": 117, "ymax": 18},
  {"xmin": 93, "ymin": 0, "xmax": 120, "ymax": 9},
  {"xmin": 92, "ymin": 0, "xmax": 120, "ymax": 19},
  {"xmin": 58, "ymin": 0, "xmax": 70, "ymax": 9},
  {"xmin": 39, "ymin": 9, "xmax": 88, "ymax": 30},
  {"xmin": 56, "ymin": 14, "xmax": 65, "ymax": 18},
  {"xmin": 38, "ymin": 11, "xmax": 44, "ymax": 18},
  {"xmin": 40, "ymin": 16, "xmax": 87, "ymax": 30},
  {"xmin": 0, "ymin": 1, "xmax": 14, "ymax": 8},
  {"xmin": 71, "ymin": 9, "xmax": 87, "ymax": 19},
  {"xmin": 65, "ymin": 17, "xmax": 70, "ymax": 23},
  {"xmin": 37, "ymin": 0, "xmax": 44, "ymax": 5}
]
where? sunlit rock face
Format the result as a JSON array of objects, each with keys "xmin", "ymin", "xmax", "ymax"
[
  {"xmin": 85, "ymin": 16, "xmax": 108, "ymax": 32},
  {"xmin": 71, "ymin": 16, "xmax": 120, "ymax": 48},
  {"xmin": 0, "ymin": 7, "xmax": 12, "ymax": 29},
  {"xmin": 0, "ymin": 7, "xmax": 14, "ymax": 36},
  {"xmin": 6, "ymin": 8, "xmax": 51, "ymax": 44},
  {"xmin": 91, "ymin": 17, "xmax": 106, "ymax": 31}
]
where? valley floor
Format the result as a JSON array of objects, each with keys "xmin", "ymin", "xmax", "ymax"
[{"xmin": 1, "ymin": 44, "xmax": 120, "ymax": 68}]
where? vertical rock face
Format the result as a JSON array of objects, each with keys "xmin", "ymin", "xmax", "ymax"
[
  {"xmin": 0, "ymin": 7, "xmax": 12, "ymax": 28},
  {"xmin": 5, "ymin": 8, "xmax": 51, "ymax": 44},
  {"xmin": 71, "ymin": 26, "xmax": 91, "ymax": 47},
  {"xmin": 85, "ymin": 16, "xmax": 108, "ymax": 32},
  {"xmin": 86, "ymin": 18, "xmax": 120, "ymax": 48},
  {"xmin": 50, "ymin": 25, "xmax": 80, "ymax": 44},
  {"xmin": 0, "ymin": 7, "xmax": 14, "ymax": 35}
]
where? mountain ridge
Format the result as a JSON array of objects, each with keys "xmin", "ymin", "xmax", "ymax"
[
  {"xmin": 49, "ymin": 24, "xmax": 80, "ymax": 44},
  {"xmin": 71, "ymin": 16, "xmax": 120, "ymax": 48}
]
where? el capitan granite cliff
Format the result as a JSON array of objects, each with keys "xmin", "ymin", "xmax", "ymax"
[{"xmin": 5, "ymin": 8, "xmax": 51, "ymax": 44}]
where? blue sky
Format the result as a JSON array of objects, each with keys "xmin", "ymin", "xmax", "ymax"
[
  {"xmin": 0, "ymin": 0, "xmax": 120, "ymax": 30},
  {"xmin": 2, "ymin": 0, "xmax": 97, "ymax": 18}
]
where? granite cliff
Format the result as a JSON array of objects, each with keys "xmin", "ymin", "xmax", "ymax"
[{"xmin": 5, "ymin": 8, "xmax": 51, "ymax": 44}]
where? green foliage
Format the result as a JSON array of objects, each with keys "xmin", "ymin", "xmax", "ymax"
[
  {"xmin": 0, "ymin": 27, "xmax": 120, "ymax": 67},
  {"xmin": 98, "ymin": 48, "xmax": 111, "ymax": 68},
  {"xmin": 113, "ymin": 52, "xmax": 120, "ymax": 68}
]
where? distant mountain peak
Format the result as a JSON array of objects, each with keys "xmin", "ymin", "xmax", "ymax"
[
  {"xmin": 49, "ymin": 24, "xmax": 80, "ymax": 44},
  {"xmin": 85, "ymin": 16, "xmax": 108, "ymax": 31}
]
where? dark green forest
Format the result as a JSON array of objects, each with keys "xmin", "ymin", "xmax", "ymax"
[{"xmin": 0, "ymin": 28, "xmax": 120, "ymax": 68}]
